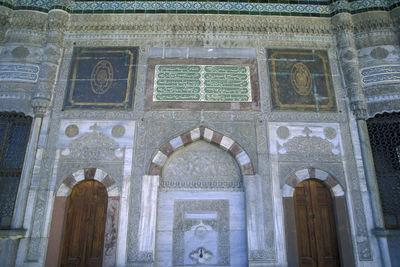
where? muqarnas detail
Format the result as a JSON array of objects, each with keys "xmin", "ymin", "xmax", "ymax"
[
  {"xmin": 64, "ymin": 47, "xmax": 138, "ymax": 109},
  {"xmin": 268, "ymin": 49, "xmax": 337, "ymax": 112}
]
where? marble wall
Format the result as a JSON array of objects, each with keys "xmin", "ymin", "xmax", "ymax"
[{"xmin": 0, "ymin": 5, "xmax": 399, "ymax": 267}]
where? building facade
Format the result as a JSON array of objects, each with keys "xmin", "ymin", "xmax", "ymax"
[{"xmin": 0, "ymin": 0, "xmax": 400, "ymax": 266}]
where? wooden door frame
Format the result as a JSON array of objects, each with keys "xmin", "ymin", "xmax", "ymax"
[
  {"xmin": 282, "ymin": 168, "xmax": 355, "ymax": 267},
  {"xmin": 45, "ymin": 168, "xmax": 120, "ymax": 267}
]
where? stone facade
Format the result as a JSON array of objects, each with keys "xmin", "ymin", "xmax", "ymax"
[{"xmin": 0, "ymin": 1, "xmax": 399, "ymax": 266}]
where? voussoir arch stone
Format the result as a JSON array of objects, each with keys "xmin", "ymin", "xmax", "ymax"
[
  {"xmin": 56, "ymin": 167, "xmax": 119, "ymax": 197},
  {"xmin": 148, "ymin": 126, "xmax": 254, "ymax": 176},
  {"xmin": 282, "ymin": 167, "xmax": 344, "ymax": 197}
]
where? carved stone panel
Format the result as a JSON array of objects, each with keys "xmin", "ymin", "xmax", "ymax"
[
  {"xmin": 156, "ymin": 192, "xmax": 247, "ymax": 267},
  {"xmin": 173, "ymin": 200, "xmax": 229, "ymax": 266},
  {"xmin": 269, "ymin": 123, "xmax": 343, "ymax": 162},
  {"xmin": 161, "ymin": 140, "xmax": 241, "ymax": 190},
  {"xmin": 57, "ymin": 120, "xmax": 135, "ymax": 162}
]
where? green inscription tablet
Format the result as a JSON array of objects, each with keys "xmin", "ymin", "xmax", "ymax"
[{"xmin": 153, "ymin": 65, "xmax": 251, "ymax": 102}]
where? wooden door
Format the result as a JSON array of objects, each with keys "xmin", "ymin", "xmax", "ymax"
[
  {"xmin": 294, "ymin": 179, "xmax": 340, "ymax": 267},
  {"xmin": 60, "ymin": 180, "xmax": 108, "ymax": 267}
]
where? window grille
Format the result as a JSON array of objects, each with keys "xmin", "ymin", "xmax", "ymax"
[
  {"xmin": 367, "ymin": 112, "xmax": 400, "ymax": 229},
  {"xmin": 0, "ymin": 112, "xmax": 32, "ymax": 229}
]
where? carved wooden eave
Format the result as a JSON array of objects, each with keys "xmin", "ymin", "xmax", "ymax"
[{"xmin": 66, "ymin": 14, "xmax": 332, "ymax": 37}]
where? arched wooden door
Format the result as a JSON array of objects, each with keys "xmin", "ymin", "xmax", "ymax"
[
  {"xmin": 294, "ymin": 179, "xmax": 340, "ymax": 267},
  {"xmin": 60, "ymin": 180, "xmax": 108, "ymax": 267}
]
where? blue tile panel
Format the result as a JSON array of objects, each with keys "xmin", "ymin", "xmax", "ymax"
[
  {"xmin": 64, "ymin": 47, "xmax": 139, "ymax": 110},
  {"xmin": 0, "ymin": 0, "xmax": 399, "ymax": 15},
  {"xmin": 361, "ymin": 65, "xmax": 400, "ymax": 86}
]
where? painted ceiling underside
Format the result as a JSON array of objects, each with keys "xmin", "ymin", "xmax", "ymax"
[{"xmin": 0, "ymin": 0, "xmax": 399, "ymax": 16}]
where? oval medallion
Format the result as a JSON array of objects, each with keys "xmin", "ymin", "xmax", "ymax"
[
  {"xmin": 91, "ymin": 60, "xmax": 114, "ymax": 94},
  {"xmin": 290, "ymin": 62, "xmax": 312, "ymax": 96}
]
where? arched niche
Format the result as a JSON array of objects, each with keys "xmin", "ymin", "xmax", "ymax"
[
  {"xmin": 282, "ymin": 168, "xmax": 354, "ymax": 267},
  {"xmin": 151, "ymin": 127, "xmax": 252, "ymax": 266},
  {"xmin": 45, "ymin": 168, "xmax": 120, "ymax": 267}
]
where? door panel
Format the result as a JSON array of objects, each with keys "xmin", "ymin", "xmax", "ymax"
[
  {"xmin": 61, "ymin": 180, "xmax": 108, "ymax": 267},
  {"xmin": 294, "ymin": 179, "xmax": 340, "ymax": 267}
]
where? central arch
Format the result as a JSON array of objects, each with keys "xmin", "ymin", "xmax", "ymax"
[
  {"xmin": 151, "ymin": 127, "xmax": 253, "ymax": 266},
  {"xmin": 148, "ymin": 126, "xmax": 254, "ymax": 176}
]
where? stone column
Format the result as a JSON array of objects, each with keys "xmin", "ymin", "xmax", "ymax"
[
  {"xmin": 138, "ymin": 175, "xmax": 160, "ymax": 265},
  {"xmin": 332, "ymin": 12, "xmax": 391, "ymax": 267},
  {"xmin": 14, "ymin": 9, "xmax": 69, "ymax": 266},
  {"xmin": 243, "ymin": 175, "xmax": 266, "ymax": 263},
  {"xmin": 12, "ymin": 8, "xmax": 69, "ymax": 227}
]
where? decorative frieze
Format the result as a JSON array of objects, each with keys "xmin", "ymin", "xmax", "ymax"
[{"xmin": 67, "ymin": 14, "xmax": 332, "ymax": 37}]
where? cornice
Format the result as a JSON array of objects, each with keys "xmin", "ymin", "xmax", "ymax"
[
  {"xmin": 67, "ymin": 14, "xmax": 332, "ymax": 36},
  {"xmin": 9, "ymin": 10, "xmax": 47, "ymax": 32}
]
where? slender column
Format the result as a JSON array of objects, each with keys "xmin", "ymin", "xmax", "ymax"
[
  {"xmin": 243, "ymin": 175, "xmax": 266, "ymax": 262},
  {"xmin": 11, "ymin": 116, "xmax": 42, "ymax": 228},
  {"xmin": 116, "ymin": 147, "xmax": 133, "ymax": 266},
  {"xmin": 332, "ymin": 11, "xmax": 391, "ymax": 267},
  {"xmin": 138, "ymin": 175, "xmax": 160, "ymax": 264}
]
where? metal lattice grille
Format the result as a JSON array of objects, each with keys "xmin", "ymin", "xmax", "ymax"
[
  {"xmin": 367, "ymin": 112, "xmax": 400, "ymax": 229},
  {"xmin": 0, "ymin": 113, "xmax": 32, "ymax": 229}
]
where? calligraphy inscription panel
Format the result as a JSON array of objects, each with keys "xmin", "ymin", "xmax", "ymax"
[
  {"xmin": 145, "ymin": 58, "xmax": 260, "ymax": 111},
  {"xmin": 267, "ymin": 49, "xmax": 337, "ymax": 112},
  {"xmin": 153, "ymin": 65, "xmax": 251, "ymax": 102},
  {"xmin": 64, "ymin": 47, "xmax": 138, "ymax": 109},
  {"xmin": 0, "ymin": 63, "xmax": 39, "ymax": 83},
  {"xmin": 360, "ymin": 65, "xmax": 400, "ymax": 86}
]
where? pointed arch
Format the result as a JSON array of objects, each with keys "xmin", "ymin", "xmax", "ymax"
[
  {"xmin": 47, "ymin": 168, "xmax": 120, "ymax": 267},
  {"xmin": 282, "ymin": 167, "xmax": 344, "ymax": 197},
  {"xmin": 56, "ymin": 167, "xmax": 119, "ymax": 197},
  {"xmin": 282, "ymin": 167, "xmax": 354, "ymax": 267},
  {"xmin": 148, "ymin": 126, "xmax": 254, "ymax": 176}
]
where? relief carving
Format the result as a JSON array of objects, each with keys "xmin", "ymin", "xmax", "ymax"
[
  {"xmin": 64, "ymin": 123, "xmax": 121, "ymax": 161},
  {"xmin": 279, "ymin": 127, "xmax": 340, "ymax": 161},
  {"xmin": 173, "ymin": 200, "xmax": 230, "ymax": 266},
  {"xmin": 162, "ymin": 141, "xmax": 241, "ymax": 190}
]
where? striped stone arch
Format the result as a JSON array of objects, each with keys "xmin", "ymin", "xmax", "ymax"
[
  {"xmin": 56, "ymin": 168, "xmax": 119, "ymax": 197},
  {"xmin": 148, "ymin": 126, "xmax": 254, "ymax": 176},
  {"xmin": 282, "ymin": 168, "xmax": 344, "ymax": 197}
]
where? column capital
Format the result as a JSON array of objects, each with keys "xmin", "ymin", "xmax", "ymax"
[
  {"xmin": 351, "ymin": 101, "xmax": 367, "ymax": 120},
  {"xmin": 47, "ymin": 9, "xmax": 69, "ymax": 33},
  {"xmin": 31, "ymin": 98, "xmax": 50, "ymax": 117},
  {"xmin": 331, "ymin": 12, "xmax": 354, "ymax": 34}
]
